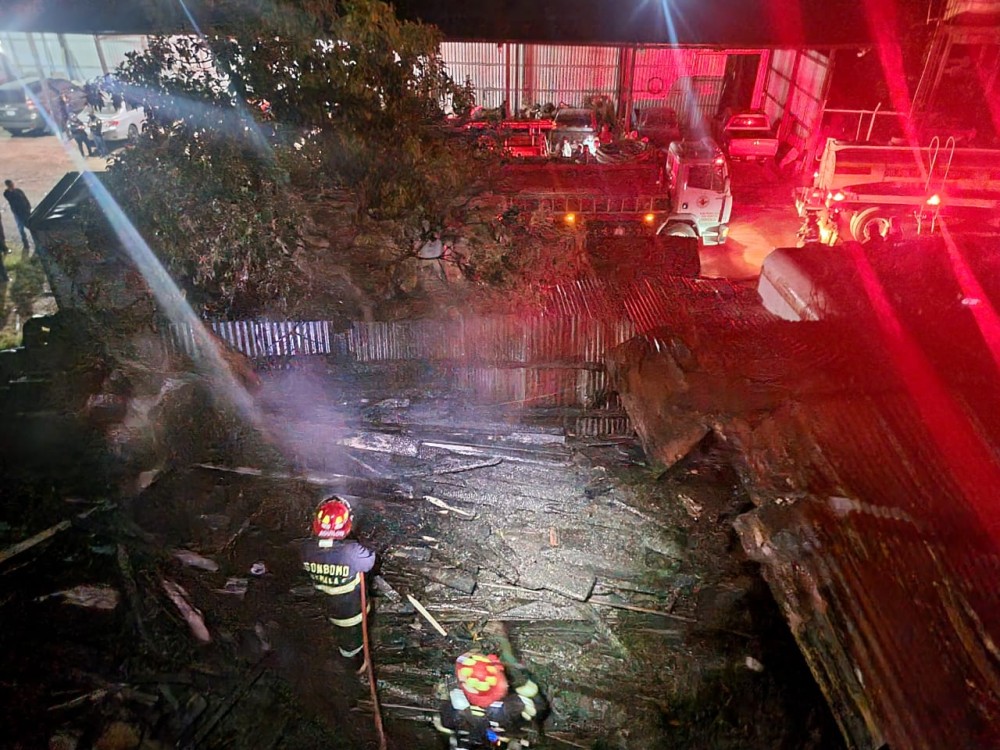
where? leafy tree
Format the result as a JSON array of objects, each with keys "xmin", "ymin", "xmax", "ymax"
[
  {"xmin": 100, "ymin": 0, "xmax": 496, "ymax": 318},
  {"xmin": 88, "ymin": 133, "xmax": 302, "ymax": 317}
]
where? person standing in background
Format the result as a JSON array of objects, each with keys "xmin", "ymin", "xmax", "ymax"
[
  {"xmin": 3, "ymin": 180, "xmax": 31, "ymax": 254},
  {"xmin": 88, "ymin": 114, "xmax": 109, "ymax": 158},
  {"xmin": 68, "ymin": 115, "xmax": 94, "ymax": 157},
  {"xmin": 55, "ymin": 94, "xmax": 70, "ymax": 137}
]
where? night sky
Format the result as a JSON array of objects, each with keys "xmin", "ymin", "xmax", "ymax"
[{"xmin": 1, "ymin": 0, "xmax": 887, "ymax": 46}]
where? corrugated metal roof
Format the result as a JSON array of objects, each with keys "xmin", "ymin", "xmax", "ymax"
[{"xmin": 616, "ymin": 236, "xmax": 1000, "ymax": 749}]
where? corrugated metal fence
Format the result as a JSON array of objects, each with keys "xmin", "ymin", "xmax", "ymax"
[
  {"xmin": 166, "ymin": 319, "xmax": 333, "ymax": 359},
  {"xmin": 164, "ymin": 278, "xmax": 762, "ymax": 425}
]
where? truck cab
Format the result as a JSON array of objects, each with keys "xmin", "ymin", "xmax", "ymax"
[{"xmin": 660, "ymin": 139, "xmax": 732, "ymax": 245}]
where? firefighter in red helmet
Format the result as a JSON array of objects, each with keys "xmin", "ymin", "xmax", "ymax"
[
  {"xmin": 300, "ymin": 496, "xmax": 376, "ymax": 670},
  {"xmin": 433, "ymin": 651, "xmax": 549, "ymax": 749}
]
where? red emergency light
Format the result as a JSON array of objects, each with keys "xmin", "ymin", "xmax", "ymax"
[
  {"xmin": 644, "ymin": 213, "xmax": 656, "ymax": 223},
  {"xmin": 564, "ymin": 212, "xmax": 577, "ymax": 225}
]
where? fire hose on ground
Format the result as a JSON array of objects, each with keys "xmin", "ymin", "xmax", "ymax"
[{"xmin": 360, "ymin": 572, "xmax": 387, "ymax": 750}]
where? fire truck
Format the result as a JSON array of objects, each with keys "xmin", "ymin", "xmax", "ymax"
[
  {"xmin": 496, "ymin": 138, "xmax": 733, "ymax": 245},
  {"xmin": 462, "ymin": 118, "xmax": 555, "ymax": 158},
  {"xmin": 797, "ymin": 136, "xmax": 1000, "ymax": 244}
]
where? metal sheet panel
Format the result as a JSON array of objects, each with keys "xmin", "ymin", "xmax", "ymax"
[
  {"xmin": 62, "ymin": 34, "xmax": 106, "ymax": 80},
  {"xmin": 631, "ymin": 48, "xmax": 728, "ymax": 125},
  {"xmin": 1, "ymin": 33, "xmax": 44, "ymax": 78},
  {"xmin": 763, "ymin": 48, "xmax": 832, "ymax": 157},
  {"xmin": 441, "ymin": 41, "xmax": 506, "ymax": 109},
  {"xmin": 96, "ymin": 35, "xmax": 147, "ymax": 73},
  {"xmin": 762, "ymin": 48, "xmax": 795, "ymax": 125},
  {"xmin": 0, "ymin": 32, "xmax": 147, "ymax": 81},
  {"xmin": 786, "ymin": 50, "xmax": 830, "ymax": 153},
  {"xmin": 519, "ymin": 44, "xmax": 619, "ymax": 109},
  {"xmin": 35, "ymin": 34, "xmax": 68, "ymax": 77},
  {"xmin": 945, "ymin": 0, "xmax": 1000, "ymax": 18}
]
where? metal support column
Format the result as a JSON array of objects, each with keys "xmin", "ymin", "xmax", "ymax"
[
  {"xmin": 25, "ymin": 33, "xmax": 46, "ymax": 78},
  {"xmin": 503, "ymin": 42, "xmax": 511, "ymax": 118},
  {"xmin": 751, "ymin": 49, "xmax": 770, "ymax": 110},
  {"xmin": 57, "ymin": 34, "xmax": 76, "ymax": 79},
  {"xmin": 94, "ymin": 35, "xmax": 110, "ymax": 76},
  {"xmin": 625, "ymin": 46, "xmax": 637, "ymax": 132},
  {"xmin": 803, "ymin": 49, "xmax": 838, "ymax": 172}
]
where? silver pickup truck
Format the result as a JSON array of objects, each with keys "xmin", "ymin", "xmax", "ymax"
[{"xmin": 718, "ymin": 111, "xmax": 779, "ymax": 163}]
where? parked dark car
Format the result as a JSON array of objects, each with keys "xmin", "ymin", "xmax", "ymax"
[
  {"xmin": 634, "ymin": 106, "xmax": 682, "ymax": 148},
  {"xmin": 547, "ymin": 107, "xmax": 598, "ymax": 158},
  {"xmin": 0, "ymin": 77, "xmax": 87, "ymax": 135}
]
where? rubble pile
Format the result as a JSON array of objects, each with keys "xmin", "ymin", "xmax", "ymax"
[
  {"xmin": 0, "ymin": 360, "xmax": 841, "ymax": 749},
  {"xmin": 607, "ymin": 236, "xmax": 1000, "ymax": 749}
]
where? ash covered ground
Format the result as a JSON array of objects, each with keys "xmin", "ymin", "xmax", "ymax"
[{"xmin": 0, "ymin": 362, "xmax": 841, "ymax": 750}]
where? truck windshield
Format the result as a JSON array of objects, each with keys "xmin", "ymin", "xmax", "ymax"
[
  {"xmin": 687, "ymin": 164, "xmax": 727, "ymax": 192},
  {"xmin": 556, "ymin": 112, "xmax": 592, "ymax": 129}
]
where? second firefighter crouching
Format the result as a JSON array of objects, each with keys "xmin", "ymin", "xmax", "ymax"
[
  {"xmin": 300, "ymin": 496, "xmax": 375, "ymax": 664},
  {"xmin": 434, "ymin": 652, "xmax": 549, "ymax": 749}
]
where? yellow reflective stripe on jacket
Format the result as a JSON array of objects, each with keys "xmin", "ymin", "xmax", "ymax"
[
  {"xmin": 432, "ymin": 715, "xmax": 454, "ymax": 735},
  {"xmin": 329, "ymin": 602, "xmax": 371, "ymax": 628},
  {"xmin": 315, "ymin": 573, "xmax": 362, "ymax": 596},
  {"xmin": 518, "ymin": 695, "xmax": 537, "ymax": 720},
  {"xmin": 514, "ymin": 680, "xmax": 538, "ymax": 699}
]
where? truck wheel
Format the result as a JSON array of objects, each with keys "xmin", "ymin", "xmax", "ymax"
[
  {"xmin": 851, "ymin": 207, "xmax": 892, "ymax": 243},
  {"xmin": 658, "ymin": 221, "xmax": 697, "ymax": 238},
  {"xmin": 127, "ymin": 124, "xmax": 139, "ymax": 140}
]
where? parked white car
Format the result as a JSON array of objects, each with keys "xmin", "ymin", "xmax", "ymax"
[{"xmin": 94, "ymin": 101, "xmax": 146, "ymax": 142}]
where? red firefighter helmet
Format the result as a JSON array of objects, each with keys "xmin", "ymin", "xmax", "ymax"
[
  {"xmin": 312, "ymin": 497, "xmax": 352, "ymax": 540},
  {"xmin": 455, "ymin": 652, "xmax": 508, "ymax": 707}
]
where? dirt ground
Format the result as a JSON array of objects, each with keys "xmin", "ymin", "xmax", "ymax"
[
  {"xmin": 0, "ymin": 132, "xmax": 109, "ymax": 342},
  {"xmin": 0, "ymin": 131, "xmax": 108, "ymax": 233},
  {"xmin": 711, "ymin": 161, "xmax": 801, "ymax": 279}
]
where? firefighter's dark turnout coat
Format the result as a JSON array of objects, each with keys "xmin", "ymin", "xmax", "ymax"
[
  {"xmin": 434, "ymin": 678, "xmax": 548, "ymax": 749},
  {"xmin": 300, "ymin": 539, "xmax": 375, "ymax": 658}
]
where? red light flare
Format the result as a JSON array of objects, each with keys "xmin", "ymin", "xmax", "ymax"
[
  {"xmin": 763, "ymin": 0, "xmax": 804, "ymax": 45},
  {"xmin": 845, "ymin": 240, "xmax": 1000, "ymax": 544},
  {"xmin": 970, "ymin": 51, "xmax": 1000, "ymax": 143},
  {"xmin": 861, "ymin": 0, "xmax": 924, "ymax": 155},
  {"xmin": 872, "ymin": 0, "xmax": 1000, "ymax": 426},
  {"xmin": 939, "ymin": 224, "xmax": 1000, "ymax": 377}
]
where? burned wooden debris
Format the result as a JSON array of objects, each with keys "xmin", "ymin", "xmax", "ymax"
[{"xmin": 0, "ymin": 348, "xmax": 845, "ymax": 750}]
